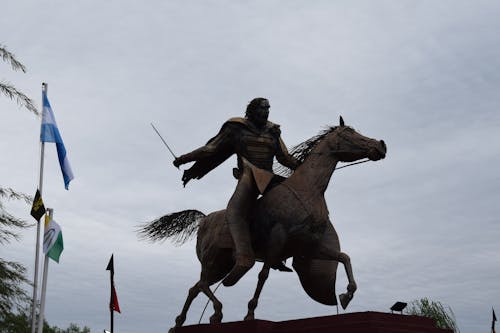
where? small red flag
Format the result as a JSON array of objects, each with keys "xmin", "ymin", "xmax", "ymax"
[{"xmin": 110, "ymin": 285, "xmax": 121, "ymax": 313}]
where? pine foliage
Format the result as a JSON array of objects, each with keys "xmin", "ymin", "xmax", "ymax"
[
  {"xmin": 0, "ymin": 44, "xmax": 38, "ymax": 114},
  {"xmin": 0, "ymin": 188, "xmax": 32, "ymax": 244},
  {"xmin": 0, "ymin": 259, "xmax": 30, "ymax": 315},
  {"xmin": 406, "ymin": 298, "xmax": 459, "ymax": 332},
  {"xmin": 0, "ymin": 44, "xmax": 36, "ymax": 325}
]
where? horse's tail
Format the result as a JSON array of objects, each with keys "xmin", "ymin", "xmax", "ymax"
[{"xmin": 137, "ymin": 209, "xmax": 206, "ymax": 245}]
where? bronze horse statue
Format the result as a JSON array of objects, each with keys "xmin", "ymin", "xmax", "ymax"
[{"xmin": 139, "ymin": 117, "xmax": 386, "ymax": 331}]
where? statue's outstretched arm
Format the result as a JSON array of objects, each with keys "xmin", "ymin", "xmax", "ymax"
[{"xmin": 174, "ymin": 124, "xmax": 234, "ymax": 167}]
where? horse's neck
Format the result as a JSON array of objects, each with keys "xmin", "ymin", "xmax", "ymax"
[{"xmin": 287, "ymin": 142, "xmax": 338, "ymax": 197}]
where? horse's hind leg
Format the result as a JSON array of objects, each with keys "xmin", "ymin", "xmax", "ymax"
[
  {"xmin": 244, "ymin": 224, "xmax": 287, "ymax": 320},
  {"xmin": 169, "ymin": 281, "xmax": 201, "ymax": 333},
  {"xmin": 199, "ymin": 281, "xmax": 223, "ymax": 323},
  {"xmin": 244, "ymin": 264, "xmax": 270, "ymax": 321}
]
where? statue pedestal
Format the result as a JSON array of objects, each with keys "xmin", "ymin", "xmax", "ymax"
[{"xmin": 175, "ymin": 311, "xmax": 453, "ymax": 333}]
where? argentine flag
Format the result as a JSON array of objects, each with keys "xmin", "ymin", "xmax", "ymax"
[{"xmin": 41, "ymin": 91, "xmax": 74, "ymax": 189}]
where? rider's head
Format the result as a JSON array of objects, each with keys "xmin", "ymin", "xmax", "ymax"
[{"xmin": 246, "ymin": 97, "xmax": 270, "ymax": 129}]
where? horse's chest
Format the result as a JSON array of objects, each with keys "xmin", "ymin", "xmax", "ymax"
[
  {"xmin": 254, "ymin": 184, "xmax": 329, "ymax": 247},
  {"xmin": 287, "ymin": 215, "xmax": 327, "ymax": 244}
]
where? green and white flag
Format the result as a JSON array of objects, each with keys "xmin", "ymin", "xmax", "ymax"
[{"xmin": 43, "ymin": 215, "xmax": 64, "ymax": 263}]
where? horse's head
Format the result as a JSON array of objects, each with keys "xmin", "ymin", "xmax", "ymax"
[
  {"xmin": 274, "ymin": 117, "xmax": 387, "ymax": 177},
  {"xmin": 323, "ymin": 116, "xmax": 386, "ymax": 163}
]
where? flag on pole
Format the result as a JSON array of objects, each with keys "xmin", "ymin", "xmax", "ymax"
[
  {"xmin": 493, "ymin": 308, "xmax": 497, "ymax": 333},
  {"xmin": 106, "ymin": 255, "xmax": 121, "ymax": 313},
  {"xmin": 30, "ymin": 189, "xmax": 46, "ymax": 221},
  {"xmin": 43, "ymin": 215, "xmax": 64, "ymax": 263},
  {"xmin": 41, "ymin": 90, "xmax": 74, "ymax": 190}
]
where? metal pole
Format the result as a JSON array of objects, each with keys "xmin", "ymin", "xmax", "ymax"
[
  {"xmin": 110, "ymin": 303, "xmax": 114, "ymax": 333},
  {"xmin": 110, "ymin": 269, "xmax": 114, "ymax": 333},
  {"xmin": 37, "ymin": 208, "xmax": 53, "ymax": 333},
  {"xmin": 31, "ymin": 82, "xmax": 47, "ymax": 333}
]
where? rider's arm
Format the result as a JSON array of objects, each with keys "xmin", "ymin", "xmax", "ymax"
[
  {"xmin": 174, "ymin": 123, "xmax": 235, "ymax": 167},
  {"xmin": 276, "ymin": 136, "xmax": 300, "ymax": 170}
]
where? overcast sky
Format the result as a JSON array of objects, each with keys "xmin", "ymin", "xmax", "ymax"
[{"xmin": 2, "ymin": 1, "xmax": 500, "ymax": 332}]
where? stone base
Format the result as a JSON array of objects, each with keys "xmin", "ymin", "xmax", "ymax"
[{"xmin": 175, "ymin": 312, "xmax": 453, "ymax": 333}]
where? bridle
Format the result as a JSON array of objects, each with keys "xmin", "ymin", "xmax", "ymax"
[{"xmin": 315, "ymin": 127, "xmax": 372, "ymax": 171}]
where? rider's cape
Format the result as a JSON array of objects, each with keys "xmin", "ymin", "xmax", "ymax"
[{"xmin": 181, "ymin": 117, "xmax": 280, "ymax": 186}]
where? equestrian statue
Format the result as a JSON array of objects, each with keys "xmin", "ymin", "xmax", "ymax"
[{"xmin": 139, "ymin": 98, "xmax": 387, "ymax": 332}]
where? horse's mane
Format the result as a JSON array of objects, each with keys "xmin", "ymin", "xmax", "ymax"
[{"xmin": 274, "ymin": 125, "xmax": 338, "ymax": 177}]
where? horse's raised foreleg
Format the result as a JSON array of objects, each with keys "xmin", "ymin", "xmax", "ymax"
[
  {"xmin": 199, "ymin": 281, "xmax": 223, "ymax": 323},
  {"xmin": 244, "ymin": 264, "xmax": 270, "ymax": 321},
  {"xmin": 169, "ymin": 281, "xmax": 201, "ymax": 333},
  {"xmin": 319, "ymin": 250, "xmax": 357, "ymax": 309},
  {"xmin": 336, "ymin": 252, "xmax": 357, "ymax": 309},
  {"xmin": 315, "ymin": 223, "xmax": 357, "ymax": 309}
]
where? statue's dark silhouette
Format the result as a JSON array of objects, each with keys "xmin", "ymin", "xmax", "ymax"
[
  {"xmin": 140, "ymin": 115, "xmax": 387, "ymax": 332},
  {"xmin": 173, "ymin": 98, "xmax": 300, "ymax": 286}
]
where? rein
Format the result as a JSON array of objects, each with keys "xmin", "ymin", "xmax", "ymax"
[
  {"xmin": 336, "ymin": 159, "xmax": 370, "ymax": 170},
  {"xmin": 305, "ymin": 127, "xmax": 372, "ymax": 171}
]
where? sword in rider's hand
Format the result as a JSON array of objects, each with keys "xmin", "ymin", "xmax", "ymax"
[{"xmin": 150, "ymin": 123, "xmax": 179, "ymax": 168}]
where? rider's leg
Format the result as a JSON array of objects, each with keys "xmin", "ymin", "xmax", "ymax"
[{"xmin": 222, "ymin": 164, "xmax": 259, "ymax": 286}]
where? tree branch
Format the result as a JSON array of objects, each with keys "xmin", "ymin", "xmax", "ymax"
[
  {"xmin": 0, "ymin": 45, "xmax": 27, "ymax": 73},
  {"xmin": 0, "ymin": 82, "xmax": 38, "ymax": 115}
]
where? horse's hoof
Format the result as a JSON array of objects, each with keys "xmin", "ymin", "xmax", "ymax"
[
  {"xmin": 175, "ymin": 315, "xmax": 186, "ymax": 326},
  {"xmin": 244, "ymin": 314, "xmax": 254, "ymax": 321},
  {"xmin": 209, "ymin": 313, "xmax": 223, "ymax": 323},
  {"xmin": 339, "ymin": 292, "xmax": 353, "ymax": 310}
]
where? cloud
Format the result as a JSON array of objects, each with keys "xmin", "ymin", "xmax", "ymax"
[{"xmin": 1, "ymin": 1, "xmax": 500, "ymax": 332}]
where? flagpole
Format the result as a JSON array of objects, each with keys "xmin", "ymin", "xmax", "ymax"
[
  {"xmin": 111, "ymin": 297, "xmax": 114, "ymax": 333},
  {"xmin": 31, "ymin": 82, "xmax": 47, "ymax": 333},
  {"xmin": 37, "ymin": 208, "xmax": 52, "ymax": 333},
  {"xmin": 110, "ymin": 258, "xmax": 114, "ymax": 333},
  {"xmin": 106, "ymin": 254, "xmax": 120, "ymax": 333},
  {"xmin": 37, "ymin": 208, "xmax": 54, "ymax": 333}
]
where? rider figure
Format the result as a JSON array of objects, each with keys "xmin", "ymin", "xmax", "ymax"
[{"xmin": 173, "ymin": 97, "xmax": 300, "ymax": 286}]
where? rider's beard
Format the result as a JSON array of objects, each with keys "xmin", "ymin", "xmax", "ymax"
[{"xmin": 249, "ymin": 111, "xmax": 268, "ymax": 129}]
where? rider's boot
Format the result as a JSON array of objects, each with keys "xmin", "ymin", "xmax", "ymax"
[
  {"xmin": 272, "ymin": 261, "xmax": 293, "ymax": 272},
  {"xmin": 223, "ymin": 257, "xmax": 254, "ymax": 287}
]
